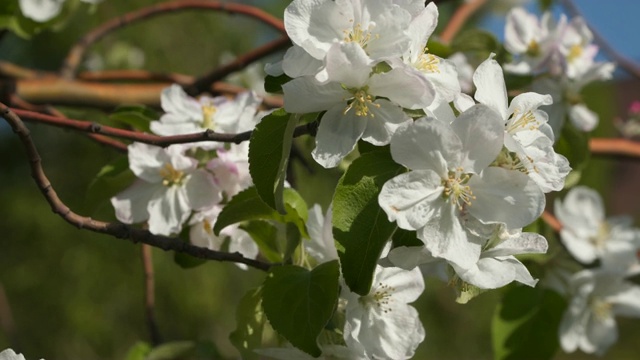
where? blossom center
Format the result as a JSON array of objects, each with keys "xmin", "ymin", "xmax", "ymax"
[
  {"xmin": 201, "ymin": 103, "xmax": 217, "ymax": 130},
  {"xmin": 159, "ymin": 163, "xmax": 186, "ymax": 187},
  {"xmin": 359, "ymin": 282, "xmax": 394, "ymax": 313},
  {"xmin": 566, "ymin": 44, "xmax": 583, "ymax": 63},
  {"xmin": 343, "ymin": 86, "xmax": 380, "ymax": 117},
  {"xmin": 589, "ymin": 222, "xmax": 610, "ymax": 249},
  {"xmin": 590, "ymin": 297, "xmax": 612, "ymax": 321},
  {"xmin": 507, "ymin": 108, "xmax": 539, "ymax": 133},
  {"xmin": 415, "ymin": 50, "xmax": 440, "ymax": 73},
  {"xmin": 526, "ymin": 40, "xmax": 540, "ymax": 57},
  {"xmin": 202, "ymin": 219, "xmax": 213, "ymax": 235},
  {"xmin": 343, "ymin": 22, "xmax": 378, "ymax": 49},
  {"xmin": 493, "ymin": 150, "xmax": 534, "ymax": 174},
  {"xmin": 442, "ymin": 168, "xmax": 475, "ymax": 210}
]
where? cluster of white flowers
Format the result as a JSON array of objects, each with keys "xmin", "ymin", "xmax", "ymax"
[
  {"xmin": 110, "ymin": 85, "xmax": 263, "ymax": 264},
  {"xmin": 504, "ymin": 7, "xmax": 615, "ymax": 133},
  {"xmin": 552, "ymin": 186, "xmax": 640, "ymax": 355},
  {"xmin": 259, "ymin": 205, "xmax": 425, "ymax": 359}
]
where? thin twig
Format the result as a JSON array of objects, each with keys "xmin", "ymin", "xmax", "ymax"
[
  {"xmin": 440, "ymin": 0, "xmax": 488, "ymax": 44},
  {"xmin": 0, "ymin": 103, "xmax": 272, "ymax": 271},
  {"xmin": 184, "ymin": 36, "xmax": 291, "ymax": 96},
  {"xmin": 560, "ymin": 0, "xmax": 640, "ymax": 80},
  {"xmin": 10, "ymin": 95, "xmax": 128, "ymax": 153},
  {"xmin": 11, "ymin": 107, "xmax": 316, "ymax": 147},
  {"xmin": 541, "ymin": 210, "xmax": 562, "ymax": 233},
  {"xmin": 142, "ymin": 244, "xmax": 162, "ymax": 345},
  {"xmin": 60, "ymin": 0, "xmax": 286, "ymax": 79},
  {"xmin": 590, "ymin": 138, "xmax": 640, "ymax": 160},
  {"xmin": 79, "ymin": 69, "xmax": 194, "ymax": 85}
]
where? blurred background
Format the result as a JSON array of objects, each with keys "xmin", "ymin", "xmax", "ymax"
[{"xmin": 0, "ymin": 0, "xmax": 639, "ymax": 359}]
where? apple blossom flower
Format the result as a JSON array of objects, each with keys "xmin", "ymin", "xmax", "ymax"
[
  {"xmin": 150, "ymin": 85, "xmax": 261, "ymax": 149},
  {"xmin": 559, "ymin": 269, "xmax": 640, "ymax": 355},
  {"xmin": 189, "ymin": 205, "xmax": 258, "ymax": 269},
  {"xmin": 342, "ymin": 265, "xmax": 425, "ymax": 360},
  {"xmin": 305, "ymin": 204, "xmax": 338, "ymax": 264},
  {"xmin": 554, "ymin": 186, "xmax": 640, "ymax": 273},
  {"xmin": 533, "ymin": 60, "xmax": 615, "ymax": 133},
  {"xmin": 110, "ymin": 143, "xmax": 221, "ymax": 235},
  {"xmin": 206, "ymin": 142, "xmax": 252, "ymax": 199},
  {"xmin": 0, "ymin": 349, "xmax": 42, "ymax": 360},
  {"xmin": 19, "ymin": 0, "xmax": 103, "ymax": 22},
  {"xmin": 457, "ymin": 54, "xmax": 570, "ymax": 193},
  {"xmin": 388, "ymin": 226, "xmax": 548, "ymax": 290},
  {"xmin": 284, "ymin": 0, "xmax": 413, "ymax": 63},
  {"xmin": 379, "ymin": 105, "xmax": 545, "ymax": 269},
  {"xmin": 284, "ymin": 42, "xmax": 433, "ymax": 168}
]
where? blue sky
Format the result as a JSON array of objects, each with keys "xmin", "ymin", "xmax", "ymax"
[{"xmin": 481, "ymin": 1, "xmax": 640, "ymax": 77}]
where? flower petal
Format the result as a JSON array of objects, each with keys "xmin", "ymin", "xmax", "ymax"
[
  {"xmin": 311, "ymin": 105, "xmax": 368, "ymax": 168},
  {"xmin": 473, "ymin": 54, "xmax": 508, "ymax": 119}
]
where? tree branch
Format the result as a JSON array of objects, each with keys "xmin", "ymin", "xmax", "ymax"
[
  {"xmin": 11, "ymin": 107, "xmax": 316, "ymax": 147},
  {"xmin": 60, "ymin": 0, "xmax": 286, "ymax": 79},
  {"xmin": 184, "ymin": 36, "xmax": 291, "ymax": 97},
  {"xmin": 590, "ymin": 138, "xmax": 640, "ymax": 160},
  {"xmin": 541, "ymin": 210, "xmax": 562, "ymax": 233},
  {"xmin": 560, "ymin": 0, "xmax": 640, "ymax": 80},
  {"xmin": 440, "ymin": 0, "xmax": 488, "ymax": 44},
  {"xmin": 0, "ymin": 103, "xmax": 272, "ymax": 272},
  {"xmin": 142, "ymin": 244, "xmax": 162, "ymax": 346}
]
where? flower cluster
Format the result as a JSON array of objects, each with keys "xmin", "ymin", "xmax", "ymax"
[
  {"xmin": 551, "ymin": 186, "xmax": 640, "ymax": 355},
  {"xmin": 110, "ymin": 85, "xmax": 263, "ymax": 264},
  {"xmin": 504, "ymin": 7, "xmax": 615, "ymax": 133},
  {"xmin": 259, "ymin": 205, "xmax": 426, "ymax": 359}
]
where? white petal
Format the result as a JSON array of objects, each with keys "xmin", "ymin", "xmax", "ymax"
[
  {"xmin": 19, "ymin": 0, "xmax": 63, "ymax": 22},
  {"xmin": 373, "ymin": 266, "xmax": 425, "ymax": 303},
  {"xmin": 127, "ymin": 142, "xmax": 168, "ymax": 183},
  {"xmin": 284, "ymin": 0, "xmax": 347, "ymax": 59},
  {"xmin": 609, "ymin": 284, "xmax": 640, "ymax": 318},
  {"xmin": 484, "ymin": 232, "xmax": 548, "ymax": 257},
  {"xmin": 469, "ymin": 167, "xmax": 545, "ymax": 228},
  {"xmin": 361, "ymin": 100, "xmax": 409, "ymax": 145},
  {"xmin": 583, "ymin": 314, "xmax": 617, "ymax": 355},
  {"xmin": 110, "ymin": 180, "xmax": 159, "ymax": 224},
  {"xmin": 386, "ymin": 245, "xmax": 438, "ymax": 270},
  {"xmin": 146, "ymin": 186, "xmax": 190, "ymax": 235},
  {"xmin": 453, "ymin": 257, "xmax": 519, "ymax": 289},
  {"xmin": 368, "ymin": 66, "xmax": 434, "ymax": 109},
  {"xmin": 183, "ymin": 170, "xmax": 221, "ymax": 211},
  {"xmin": 283, "ymin": 77, "xmax": 347, "ymax": 113},
  {"xmin": 390, "ymin": 117, "xmax": 461, "ymax": 174},
  {"xmin": 282, "ymin": 45, "xmax": 323, "ymax": 78},
  {"xmin": 451, "ymin": 104, "xmax": 504, "ymax": 173},
  {"xmin": 473, "ymin": 54, "xmax": 509, "ymax": 119},
  {"xmin": 406, "ymin": 2, "xmax": 438, "ymax": 58},
  {"xmin": 305, "ymin": 204, "xmax": 338, "ymax": 263},
  {"xmin": 324, "ymin": 42, "xmax": 373, "ymax": 87},
  {"xmin": 379, "ymin": 170, "xmax": 443, "ymax": 230},
  {"xmin": 569, "ymin": 103, "xmax": 598, "ymax": 132},
  {"xmin": 311, "ymin": 105, "xmax": 367, "ymax": 168}
]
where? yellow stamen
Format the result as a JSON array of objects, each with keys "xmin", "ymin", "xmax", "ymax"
[
  {"xmin": 343, "ymin": 87, "xmax": 380, "ymax": 117},
  {"xmin": 201, "ymin": 103, "xmax": 217, "ymax": 130},
  {"xmin": 442, "ymin": 167, "xmax": 476, "ymax": 210},
  {"xmin": 159, "ymin": 163, "xmax": 185, "ymax": 187},
  {"xmin": 343, "ymin": 22, "xmax": 379, "ymax": 49}
]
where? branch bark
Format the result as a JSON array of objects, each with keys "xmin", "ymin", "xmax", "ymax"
[
  {"xmin": 590, "ymin": 138, "xmax": 640, "ymax": 160},
  {"xmin": 0, "ymin": 103, "xmax": 272, "ymax": 272},
  {"xmin": 60, "ymin": 0, "xmax": 286, "ymax": 79},
  {"xmin": 440, "ymin": 0, "xmax": 488, "ymax": 44}
]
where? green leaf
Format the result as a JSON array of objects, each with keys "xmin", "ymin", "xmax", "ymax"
[
  {"xmin": 214, "ymin": 187, "xmax": 308, "ymax": 238},
  {"xmin": 504, "ymin": 74, "xmax": 534, "ymax": 91},
  {"xmin": 332, "ymin": 150, "xmax": 405, "ymax": 295},
  {"xmin": 451, "ymin": 29, "xmax": 500, "ymax": 55},
  {"xmin": 174, "ymin": 251, "xmax": 206, "ymax": 269},
  {"xmin": 283, "ymin": 222, "xmax": 301, "ymax": 264},
  {"xmin": 264, "ymin": 74, "xmax": 292, "ymax": 94},
  {"xmin": 85, "ymin": 156, "xmax": 136, "ymax": 212},
  {"xmin": 229, "ymin": 287, "xmax": 266, "ymax": 360},
  {"xmin": 391, "ymin": 228, "xmax": 422, "ymax": 248},
  {"xmin": 492, "ymin": 286, "xmax": 566, "ymax": 360},
  {"xmin": 146, "ymin": 341, "xmax": 196, "ymax": 360},
  {"xmin": 124, "ymin": 341, "xmax": 152, "ymax": 360},
  {"xmin": 426, "ymin": 38, "xmax": 453, "ymax": 58},
  {"xmin": 262, "ymin": 261, "xmax": 340, "ymax": 357},
  {"xmin": 109, "ymin": 104, "xmax": 159, "ymax": 133},
  {"xmin": 240, "ymin": 221, "xmax": 282, "ymax": 263},
  {"xmin": 249, "ymin": 109, "xmax": 297, "ymax": 213}
]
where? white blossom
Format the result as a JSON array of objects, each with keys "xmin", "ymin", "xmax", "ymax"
[
  {"xmin": 555, "ymin": 186, "xmax": 640, "ymax": 273},
  {"xmin": 343, "ymin": 266, "xmax": 425, "ymax": 360},
  {"xmin": 19, "ymin": 0, "xmax": 102, "ymax": 22},
  {"xmin": 559, "ymin": 269, "xmax": 640, "ymax": 355},
  {"xmin": 379, "ymin": 105, "xmax": 545, "ymax": 269},
  {"xmin": 110, "ymin": 143, "xmax": 221, "ymax": 235}
]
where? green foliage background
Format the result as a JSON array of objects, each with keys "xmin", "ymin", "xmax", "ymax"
[{"xmin": 1, "ymin": 1, "xmax": 639, "ymax": 359}]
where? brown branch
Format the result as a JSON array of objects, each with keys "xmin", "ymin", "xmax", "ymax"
[
  {"xmin": 541, "ymin": 210, "xmax": 562, "ymax": 233},
  {"xmin": 61, "ymin": 0, "xmax": 286, "ymax": 79},
  {"xmin": 560, "ymin": 0, "xmax": 640, "ymax": 80},
  {"xmin": 590, "ymin": 138, "xmax": 640, "ymax": 160},
  {"xmin": 0, "ymin": 103, "xmax": 272, "ymax": 272},
  {"xmin": 142, "ymin": 244, "xmax": 162, "ymax": 346},
  {"xmin": 440, "ymin": 0, "xmax": 488, "ymax": 44},
  {"xmin": 10, "ymin": 95, "xmax": 128, "ymax": 153},
  {"xmin": 79, "ymin": 69, "xmax": 194, "ymax": 85},
  {"xmin": 11, "ymin": 107, "xmax": 316, "ymax": 147},
  {"xmin": 184, "ymin": 36, "xmax": 291, "ymax": 96}
]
